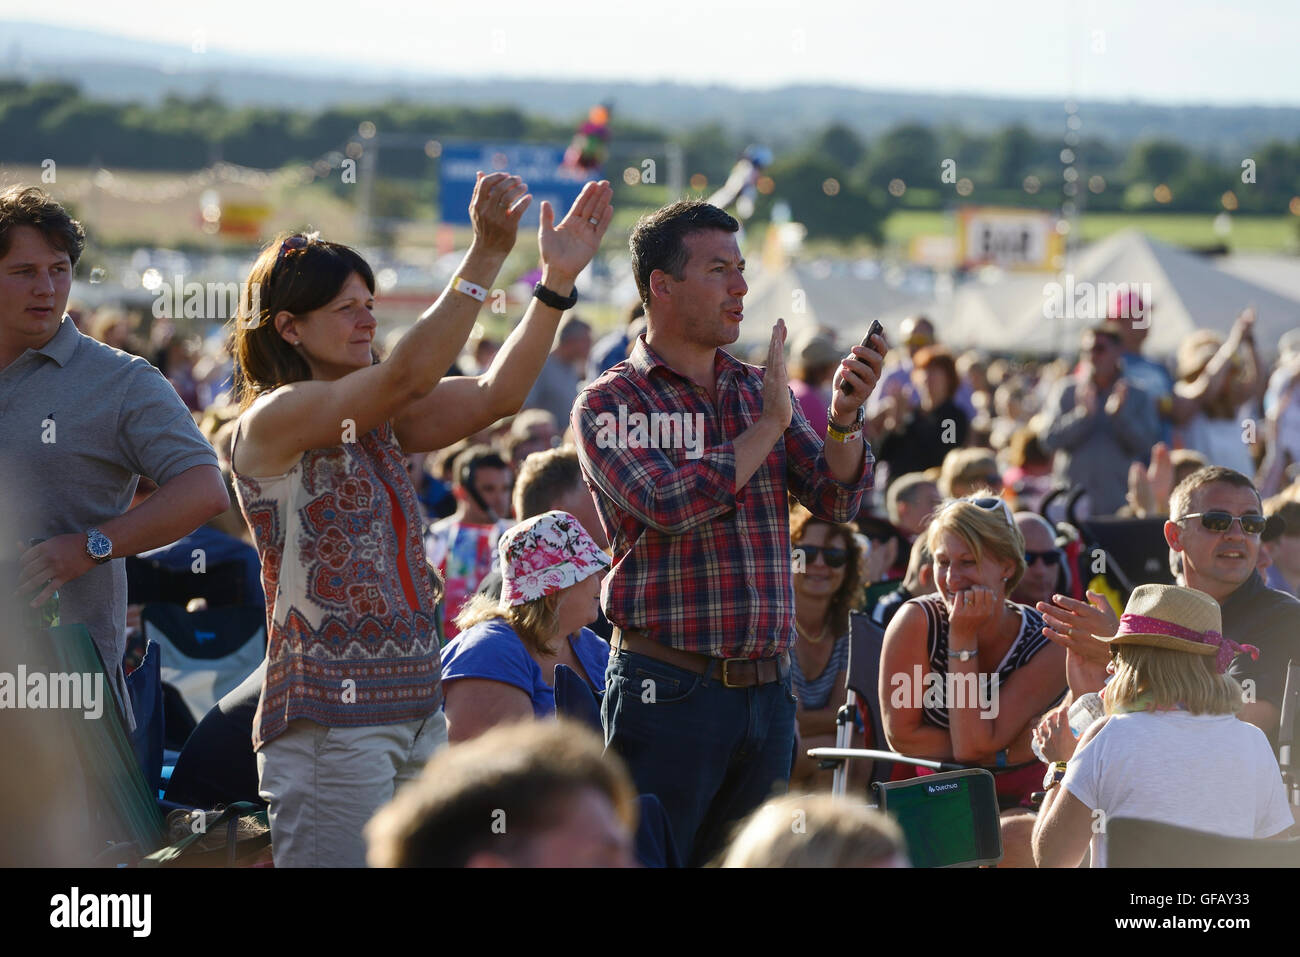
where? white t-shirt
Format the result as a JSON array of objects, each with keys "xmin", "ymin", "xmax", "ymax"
[
  {"xmin": 1062, "ymin": 710, "xmax": 1293, "ymax": 868},
  {"xmin": 1179, "ymin": 413, "xmax": 1255, "ymax": 477}
]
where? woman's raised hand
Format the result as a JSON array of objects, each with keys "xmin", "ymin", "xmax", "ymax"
[
  {"xmin": 538, "ymin": 180, "xmax": 614, "ymax": 287},
  {"xmin": 469, "ymin": 172, "xmax": 532, "ymax": 255}
]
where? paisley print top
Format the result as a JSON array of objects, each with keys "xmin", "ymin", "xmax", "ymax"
[{"xmin": 233, "ymin": 422, "xmax": 443, "ymax": 748}]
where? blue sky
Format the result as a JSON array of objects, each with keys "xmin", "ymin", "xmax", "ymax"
[{"xmin": 3, "ymin": 0, "xmax": 1297, "ymax": 105}]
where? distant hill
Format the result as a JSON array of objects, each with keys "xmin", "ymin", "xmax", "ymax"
[{"xmin": 5, "ymin": 20, "xmax": 1300, "ymax": 156}]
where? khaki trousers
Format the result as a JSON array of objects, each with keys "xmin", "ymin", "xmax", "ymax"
[{"xmin": 257, "ymin": 711, "xmax": 448, "ymax": 867}]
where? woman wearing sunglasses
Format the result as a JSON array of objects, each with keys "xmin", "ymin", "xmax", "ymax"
[
  {"xmin": 879, "ymin": 494, "xmax": 1067, "ymax": 865},
  {"xmin": 228, "ymin": 172, "xmax": 613, "ymax": 866},
  {"xmin": 788, "ymin": 503, "xmax": 866, "ymax": 789}
]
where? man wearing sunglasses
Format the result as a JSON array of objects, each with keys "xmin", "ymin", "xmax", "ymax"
[
  {"xmin": 1011, "ymin": 512, "xmax": 1064, "ymax": 608},
  {"xmin": 1166, "ymin": 466, "xmax": 1300, "ymax": 740}
]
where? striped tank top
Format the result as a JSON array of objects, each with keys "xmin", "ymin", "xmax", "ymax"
[{"xmin": 910, "ymin": 593, "xmax": 1051, "ymax": 730}]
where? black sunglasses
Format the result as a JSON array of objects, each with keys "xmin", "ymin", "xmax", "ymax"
[
  {"xmin": 796, "ymin": 546, "xmax": 848, "ymax": 569},
  {"xmin": 1025, "ymin": 549, "xmax": 1061, "ymax": 567},
  {"xmin": 1179, "ymin": 511, "xmax": 1267, "ymax": 536}
]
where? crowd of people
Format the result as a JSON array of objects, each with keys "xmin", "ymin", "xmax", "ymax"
[{"xmin": 4, "ymin": 169, "xmax": 1300, "ymax": 870}]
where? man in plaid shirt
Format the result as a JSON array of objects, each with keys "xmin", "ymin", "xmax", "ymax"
[{"xmin": 573, "ymin": 200, "xmax": 884, "ymax": 865}]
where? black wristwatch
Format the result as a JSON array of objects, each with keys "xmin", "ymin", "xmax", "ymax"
[{"xmin": 533, "ymin": 282, "xmax": 578, "ymax": 311}]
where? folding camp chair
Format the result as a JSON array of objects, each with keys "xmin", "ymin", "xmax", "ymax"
[
  {"xmin": 140, "ymin": 603, "xmax": 267, "ymax": 736},
  {"xmin": 815, "ymin": 610, "xmax": 965, "ymax": 797},
  {"xmin": 45, "ymin": 623, "xmax": 167, "ymax": 862},
  {"xmin": 1074, "ymin": 515, "xmax": 1174, "ymax": 588},
  {"xmin": 1278, "ymin": 659, "xmax": 1300, "ymax": 809},
  {"xmin": 126, "ymin": 556, "xmax": 248, "ymax": 608},
  {"xmin": 873, "ymin": 767, "xmax": 1003, "ymax": 867},
  {"xmin": 164, "ymin": 660, "xmax": 266, "ymax": 811},
  {"xmin": 125, "ymin": 638, "xmax": 164, "ymax": 795},
  {"xmin": 1038, "ymin": 486, "xmax": 1138, "ymax": 613},
  {"xmin": 1105, "ymin": 817, "xmax": 1300, "ymax": 867}
]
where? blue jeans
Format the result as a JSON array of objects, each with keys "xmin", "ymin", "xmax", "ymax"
[{"xmin": 602, "ymin": 649, "xmax": 797, "ymax": 867}]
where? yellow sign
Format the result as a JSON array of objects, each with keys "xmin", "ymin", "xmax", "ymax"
[{"xmin": 219, "ymin": 204, "xmax": 272, "ymax": 238}]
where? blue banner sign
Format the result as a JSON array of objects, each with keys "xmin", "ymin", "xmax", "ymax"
[{"xmin": 439, "ymin": 142, "xmax": 595, "ymax": 226}]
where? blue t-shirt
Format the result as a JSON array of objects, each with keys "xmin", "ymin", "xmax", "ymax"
[{"xmin": 440, "ymin": 618, "xmax": 610, "ymax": 717}]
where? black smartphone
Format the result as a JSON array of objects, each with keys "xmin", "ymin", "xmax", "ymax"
[{"xmin": 840, "ymin": 319, "xmax": 885, "ymax": 395}]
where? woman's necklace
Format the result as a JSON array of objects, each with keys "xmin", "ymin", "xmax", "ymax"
[{"xmin": 794, "ymin": 619, "xmax": 829, "ymax": 643}]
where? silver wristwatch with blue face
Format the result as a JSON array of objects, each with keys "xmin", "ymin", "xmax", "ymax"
[{"xmin": 85, "ymin": 527, "xmax": 113, "ymax": 564}]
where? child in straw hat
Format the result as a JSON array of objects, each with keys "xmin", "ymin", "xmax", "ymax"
[{"xmin": 1031, "ymin": 583, "xmax": 1293, "ymax": 867}]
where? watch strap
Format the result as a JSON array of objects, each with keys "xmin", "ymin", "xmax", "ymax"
[
  {"xmin": 533, "ymin": 282, "xmax": 578, "ymax": 311},
  {"xmin": 85, "ymin": 527, "xmax": 113, "ymax": 564},
  {"xmin": 1043, "ymin": 761, "xmax": 1069, "ymax": 790}
]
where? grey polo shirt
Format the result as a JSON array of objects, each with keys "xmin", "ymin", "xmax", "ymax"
[{"xmin": 0, "ymin": 317, "xmax": 219, "ymax": 729}]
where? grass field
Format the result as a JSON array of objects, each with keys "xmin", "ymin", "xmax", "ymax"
[{"xmin": 882, "ymin": 208, "xmax": 1299, "ymax": 253}]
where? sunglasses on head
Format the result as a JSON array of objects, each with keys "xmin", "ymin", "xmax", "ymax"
[
  {"xmin": 1179, "ymin": 511, "xmax": 1266, "ymax": 536},
  {"xmin": 271, "ymin": 232, "xmax": 320, "ymax": 284},
  {"xmin": 967, "ymin": 495, "xmax": 1016, "ymax": 528},
  {"xmin": 797, "ymin": 546, "xmax": 848, "ymax": 568},
  {"xmin": 1025, "ymin": 549, "xmax": 1061, "ymax": 567}
]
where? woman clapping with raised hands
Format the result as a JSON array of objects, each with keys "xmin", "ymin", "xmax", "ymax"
[{"xmin": 229, "ymin": 172, "xmax": 613, "ymax": 867}]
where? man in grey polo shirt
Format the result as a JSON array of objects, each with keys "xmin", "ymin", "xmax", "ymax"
[{"xmin": 0, "ymin": 185, "xmax": 229, "ymax": 728}]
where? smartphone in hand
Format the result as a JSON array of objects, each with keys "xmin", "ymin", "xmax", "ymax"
[{"xmin": 840, "ymin": 319, "xmax": 885, "ymax": 395}]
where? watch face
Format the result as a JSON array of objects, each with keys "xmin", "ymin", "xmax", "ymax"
[{"xmin": 87, "ymin": 531, "xmax": 112, "ymax": 560}]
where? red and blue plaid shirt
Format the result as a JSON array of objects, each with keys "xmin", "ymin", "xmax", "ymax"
[{"xmin": 573, "ymin": 336, "xmax": 874, "ymax": 659}]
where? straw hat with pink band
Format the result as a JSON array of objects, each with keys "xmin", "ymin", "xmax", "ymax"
[
  {"xmin": 1097, "ymin": 583, "xmax": 1259, "ymax": 673},
  {"xmin": 498, "ymin": 510, "xmax": 611, "ymax": 608}
]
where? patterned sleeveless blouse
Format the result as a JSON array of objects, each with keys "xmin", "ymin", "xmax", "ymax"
[
  {"xmin": 233, "ymin": 422, "xmax": 443, "ymax": 749},
  {"xmin": 909, "ymin": 593, "xmax": 1051, "ymax": 730}
]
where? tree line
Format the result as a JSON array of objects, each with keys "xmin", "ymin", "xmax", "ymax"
[{"xmin": 2, "ymin": 79, "xmax": 1298, "ymax": 241}]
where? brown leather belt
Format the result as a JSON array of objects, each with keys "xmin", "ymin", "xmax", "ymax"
[{"xmin": 611, "ymin": 627, "xmax": 789, "ymax": 689}]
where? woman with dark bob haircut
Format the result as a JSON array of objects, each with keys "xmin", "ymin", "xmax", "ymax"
[{"xmin": 229, "ymin": 172, "xmax": 612, "ymax": 866}]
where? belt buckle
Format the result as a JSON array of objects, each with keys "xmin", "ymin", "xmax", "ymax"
[{"xmin": 721, "ymin": 658, "xmax": 746, "ymax": 689}]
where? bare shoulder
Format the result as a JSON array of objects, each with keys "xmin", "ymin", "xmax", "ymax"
[
  {"xmin": 884, "ymin": 599, "xmax": 931, "ymax": 650},
  {"xmin": 234, "ymin": 383, "xmax": 326, "ymax": 476}
]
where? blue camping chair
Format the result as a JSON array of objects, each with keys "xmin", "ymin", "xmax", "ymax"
[{"xmin": 125, "ymin": 638, "xmax": 164, "ymax": 796}]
